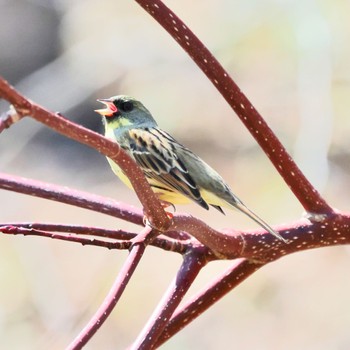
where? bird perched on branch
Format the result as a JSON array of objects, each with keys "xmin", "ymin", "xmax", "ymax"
[{"xmin": 95, "ymin": 95, "xmax": 286, "ymax": 242}]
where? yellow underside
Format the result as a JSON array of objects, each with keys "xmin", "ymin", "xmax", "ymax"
[
  {"xmin": 107, "ymin": 158, "xmax": 282, "ymax": 240},
  {"xmin": 107, "ymin": 158, "xmax": 228, "ymax": 207}
]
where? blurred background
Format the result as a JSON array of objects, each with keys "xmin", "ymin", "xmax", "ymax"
[{"xmin": 1, "ymin": 0, "xmax": 350, "ymax": 349}]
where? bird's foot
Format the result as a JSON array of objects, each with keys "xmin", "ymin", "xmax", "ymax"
[{"xmin": 160, "ymin": 201, "xmax": 176, "ymax": 219}]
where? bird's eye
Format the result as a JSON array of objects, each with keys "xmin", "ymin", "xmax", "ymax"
[{"xmin": 120, "ymin": 101, "xmax": 134, "ymax": 112}]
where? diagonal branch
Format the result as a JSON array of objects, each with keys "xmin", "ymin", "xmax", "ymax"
[
  {"xmin": 0, "ymin": 77, "xmax": 170, "ymax": 231},
  {"xmin": 66, "ymin": 227, "xmax": 151, "ymax": 350},
  {"xmin": 0, "ymin": 2, "xmax": 348, "ymax": 349},
  {"xmin": 130, "ymin": 246, "xmax": 211, "ymax": 349},
  {"xmin": 134, "ymin": 0, "xmax": 333, "ymax": 216},
  {"xmin": 156, "ymin": 259, "xmax": 262, "ymax": 346}
]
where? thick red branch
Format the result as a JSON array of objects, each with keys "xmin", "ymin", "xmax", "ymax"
[
  {"xmin": 0, "ymin": 77, "xmax": 170, "ymax": 230},
  {"xmin": 130, "ymin": 247, "xmax": 210, "ymax": 349},
  {"xmin": 172, "ymin": 214, "xmax": 350, "ymax": 261},
  {"xmin": 0, "ymin": 2, "xmax": 347, "ymax": 349},
  {"xmin": 2, "ymin": 172, "xmax": 350, "ymax": 261},
  {"xmin": 156, "ymin": 259, "xmax": 262, "ymax": 346},
  {"xmin": 134, "ymin": 0, "xmax": 332, "ymax": 215}
]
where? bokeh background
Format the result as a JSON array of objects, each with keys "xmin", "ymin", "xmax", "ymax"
[{"xmin": 1, "ymin": 0, "xmax": 350, "ymax": 349}]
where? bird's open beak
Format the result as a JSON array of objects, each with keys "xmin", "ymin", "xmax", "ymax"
[{"xmin": 95, "ymin": 98, "xmax": 118, "ymax": 117}]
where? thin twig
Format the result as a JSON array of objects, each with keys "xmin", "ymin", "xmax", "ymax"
[
  {"xmin": 2, "ymin": 222, "xmax": 137, "ymax": 239},
  {"xmin": 0, "ymin": 225, "xmax": 130, "ymax": 249},
  {"xmin": 0, "ymin": 223, "xmax": 191, "ymax": 254},
  {"xmin": 67, "ymin": 227, "xmax": 151, "ymax": 350}
]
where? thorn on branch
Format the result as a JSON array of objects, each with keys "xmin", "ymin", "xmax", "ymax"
[
  {"xmin": 0, "ymin": 106, "xmax": 23, "ymax": 132},
  {"xmin": 303, "ymin": 211, "xmax": 330, "ymax": 223}
]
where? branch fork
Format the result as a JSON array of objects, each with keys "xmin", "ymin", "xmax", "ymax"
[{"xmin": 0, "ymin": 0, "xmax": 346, "ymax": 348}]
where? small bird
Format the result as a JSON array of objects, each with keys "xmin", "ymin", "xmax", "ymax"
[{"xmin": 95, "ymin": 95, "xmax": 286, "ymax": 242}]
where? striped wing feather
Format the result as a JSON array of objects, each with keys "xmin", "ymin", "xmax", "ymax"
[{"xmin": 127, "ymin": 128, "xmax": 209, "ymax": 210}]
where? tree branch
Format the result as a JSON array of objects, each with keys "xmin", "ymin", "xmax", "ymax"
[
  {"xmin": 134, "ymin": 0, "xmax": 333, "ymax": 216},
  {"xmin": 130, "ymin": 246, "xmax": 211, "ymax": 349},
  {"xmin": 2, "ymin": 172, "xmax": 350, "ymax": 261},
  {"xmin": 66, "ymin": 227, "xmax": 151, "ymax": 350},
  {"xmin": 0, "ymin": 224, "xmax": 130, "ymax": 249},
  {"xmin": 0, "ymin": 77, "xmax": 170, "ymax": 231},
  {"xmin": 0, "ymin": 1, "xmax": 347, "ymax": 349},
  {"xmin": 0, "ymin": 223, "xmax": 190, "ymax": 254},
  {"xmin": 156, "ymin": 259, "xmax": 262, "ymax": 346},
  {"xmin": 171, "ymin": 214, "xmax": 350, "ymax": 260},
  {"xmin": 0, "ymin": 171, "xmax": 143, "ymax": 225}
]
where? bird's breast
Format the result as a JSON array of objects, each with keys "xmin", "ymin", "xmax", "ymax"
[{"xmin": 107, "ymin": 157, "xmax": 133, "ymax": 189}]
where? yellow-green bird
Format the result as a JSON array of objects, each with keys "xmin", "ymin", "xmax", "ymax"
[{"xmin": 95, "ymin": 95, "xmax": 285, "ymax": 242}]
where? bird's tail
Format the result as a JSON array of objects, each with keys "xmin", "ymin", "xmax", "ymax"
[{"xmin": 234, "ymin": 201, "xmax": 287, "ymax": 243}]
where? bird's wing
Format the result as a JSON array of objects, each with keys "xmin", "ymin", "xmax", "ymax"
[{"xmin": 126, "ymin": 127, "xmax": 209, "ymax": 210}]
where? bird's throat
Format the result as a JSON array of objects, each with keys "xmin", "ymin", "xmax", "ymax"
[{"xmin": 106, "ymin": 117, "xmax": 133, "ymax": 130}]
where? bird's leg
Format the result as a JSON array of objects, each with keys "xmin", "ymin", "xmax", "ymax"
[
  {"xmin": 160, "ymin": 201, "xmax": 176, "ymax": 219},
  {"xmin": 142, "ymin": 201, "xmax": 175, "ymax": 228},
  {"xmin": 142, "ymin": 201, "xmax": 176, "ymax": 222}
]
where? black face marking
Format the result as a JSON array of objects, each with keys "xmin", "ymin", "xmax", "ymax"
[{"xmin": 119, "ymin": 101, "xmax": 134, "ymax": 112}]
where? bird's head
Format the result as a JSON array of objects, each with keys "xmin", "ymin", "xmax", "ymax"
[{"xmin": 95, "ymin": 95, "xmax": 157, "ymax": 129}]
